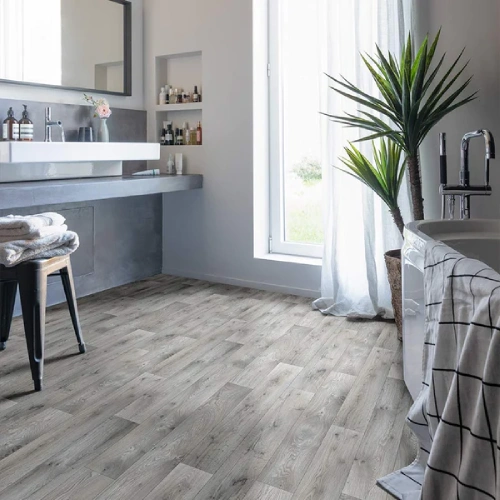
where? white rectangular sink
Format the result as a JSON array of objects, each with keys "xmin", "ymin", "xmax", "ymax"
[
  {"xmin": 0, "ymin": 142, "xmax": 160, "ymax": 182},
  {"xmin": 0, "ymin": 142, "xmax": 159, "ymax": 164}
]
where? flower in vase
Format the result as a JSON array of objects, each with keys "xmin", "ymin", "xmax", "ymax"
[
  {"xmin": 95, "ymin": 104, "xmax": 112, "ymax": 119},
  {"xmin": 83, "ymin": 94, "xmax": 112, "ymax": 119}
]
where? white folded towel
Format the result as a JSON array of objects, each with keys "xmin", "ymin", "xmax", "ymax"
[
  {"xmin": 0, "ymin": 231, "xmax": 79, "ymax": 267},
  {"xmin": 0, "ymin": 224, "xmax": 68, "ymax": 243},
  {"xmin": 0, "ymin": 212, "xmax": 66, "ymax": 239}
]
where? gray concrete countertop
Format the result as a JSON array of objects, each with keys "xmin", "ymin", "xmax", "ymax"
[{"xmin": 0, "ymin": 174, "xmax": 203, "ymax": 210}]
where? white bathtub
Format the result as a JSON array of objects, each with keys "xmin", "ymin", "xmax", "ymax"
[{"xmin": 402, "ymin": 219, "xmax": 500, "ymax": 399}]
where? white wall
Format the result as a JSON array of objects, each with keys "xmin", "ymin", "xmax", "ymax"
[
  {"xmin": 0, "ymin": 0, "xmax": 144, "ymax": 110},
  {"xmin": 145, "ymin": 0, "xmax": 321, "ymax": 297},
  {"xmin": 415, "ymin": 0, "xmax": 500, "ymax": 219},
  {"xmin": 147, "ymin": 0, "xmax": 500, "ymax": 297}
]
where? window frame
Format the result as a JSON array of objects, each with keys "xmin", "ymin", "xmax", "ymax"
[{"xmin": 267, "ymin": 0, "xmax": 323, "ymax": 259}]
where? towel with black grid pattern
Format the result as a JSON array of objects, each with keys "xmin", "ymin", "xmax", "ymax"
[{"xmin": 378, "ymin": 241, "xmax": 500, "ymax": 499}]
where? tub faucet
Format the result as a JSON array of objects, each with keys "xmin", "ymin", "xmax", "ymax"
[
  {"xmin": 44, "ymin": 107, "xmax": 65, "ymax": 142},
  {"xmin": 440, "ymin": 129, "xmax": 495, "ymax": 219}
]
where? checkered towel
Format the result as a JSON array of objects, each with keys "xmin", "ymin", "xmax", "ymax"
[{"xmin": 378, "ymin": 241, "xmax": 500, "ymax": 499}]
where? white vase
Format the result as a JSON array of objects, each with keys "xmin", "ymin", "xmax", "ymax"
[{"xmin": 97, "ymin": 118, "xmax": 110, "ymax": 142}]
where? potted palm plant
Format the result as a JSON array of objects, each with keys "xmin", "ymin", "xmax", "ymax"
[
  {"xmin": 327, "ymin": 31, "xmax": 476, "ymax": 336},
  {"xmin": 339, "ymin": 139, "xmax": 406, "ymax": 336}
]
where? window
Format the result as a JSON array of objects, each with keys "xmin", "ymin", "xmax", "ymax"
[{"xmin": 268, "ymin": 0, "xmax": 324, "ymax": 258}]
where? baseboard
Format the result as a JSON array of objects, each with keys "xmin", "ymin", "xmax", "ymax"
[{"xmin": 161, "ymin": 267, "xmax": 320, "ymax": 298}]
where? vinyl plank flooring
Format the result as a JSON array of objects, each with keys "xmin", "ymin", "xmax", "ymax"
[
  {"xmin": 333, "ymin": 347, "xmax": 395, "ymax": 433},
  {"xmin": 259, "ymin": 371, "xmax": 356, "ymax": 493},
  {"xmin": 143, "ymin": 463, "xmax": 212, "ymax": 500},
  {"xmin": 38, "ymin": 468, "xmax": 114, "ymax": 500},
  {"xmin": 94, "ymin": 383, "xmax": 251, "ymax": 500},
  {"xmin": 291, "ymin": 425, "xmax": 360, "ymax": 500},
  {"xmin": 192, "ymin": 387, "xmax": 313, "ymax": 500},
  {"xmin": 244, "ymin": 482, "xmax": 292, "ymax": 500},
  {"xmin": 342, "ymin": 378, "xmax": 412, "ymax": 499},
  {"xmin": 0, "ymin": 276, "xmax": 414, "ymax": 500},
  {"xmin": 184, "ymin": 363, "xmax": 303, "ymax": 474}
]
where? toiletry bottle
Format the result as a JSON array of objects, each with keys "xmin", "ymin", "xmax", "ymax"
[
  {"xmin": 175, "ymin": 153, "xmax": 184, "ymax": 175},
  {"xmin": 3, "ymin": 108, "xmax": 19, "ymax": 141},
  {"xmin": 177, "ymin": 89, "xmax": 183, "ymax": 104},
  {"xmin": 169, "ymin": 88, "xmax": 175, "ymax": 105},
  {"xmin": 166, "ymin": 153, "xmax": 175, "ymax": 174},
  {"xmin": 160, "ymin": 121, "xmax": 167, "ymax": 145},
  {"xmin": 184, "ymin": 122, "xmax": 190, "ymax": 145},
  {"xmin": 190, "ymin": 127, "xmax": 196, "ymax": 145},
  {"xmin": 196, "ymin": 121, "xmax": 202, "ymax": 145},
  {"xmin": 176, "ymin": 128, "xmax": 184, "ymax": 146},
  {"xmin": 19, "ymin": 105, "xmax": 33, "ymax": 142},
  {"xmin": 165, "ymin": 122, "xmax": 174, "ymax": 145},
  {"xmin": 193, "ymin": 86, "xmax": 200, "ymax": 103},
  {"xmin": 159, "ymin": 86, "xmax": 166, "ymax": 105},
  {"xmin": 165, "ymin": 85, "xmax": 170, "ymax": 104}
]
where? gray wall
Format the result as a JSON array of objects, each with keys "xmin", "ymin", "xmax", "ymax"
[
  {"xmin": 415, "ymin": 0, "xmax": 500, "ymax": 220},
  {"xmin": 3, "ymin": 195, "xmax": 163, "ymax": 315},
  {"xmin": 0, "ymin": 98, "xmax": 162, "ymax": 313},
  {"xmin": 0, "ymin": 97, "xmax": 147, "ymax": 174}
]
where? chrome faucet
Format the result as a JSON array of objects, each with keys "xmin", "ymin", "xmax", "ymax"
[
  {"xmin": 44, "ymin": 107, "xmax": 65, "ymax": 142},
  {"xmin": 440, "ymin": 130, "xmax": 495, "ymax": 219}
]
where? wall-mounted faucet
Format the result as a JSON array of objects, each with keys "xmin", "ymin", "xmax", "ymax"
[
  {"xmin": 44, "ymin": 107, "xmax": 65, "ymax": 142},
  {"xmin": 440, "ymin": 130, "xmax": 495, "ymax": 219}
]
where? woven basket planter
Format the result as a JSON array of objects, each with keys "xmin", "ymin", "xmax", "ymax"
[{"xmin": 384, "ymin": 249, "xmax": 402, "ymax": 341}]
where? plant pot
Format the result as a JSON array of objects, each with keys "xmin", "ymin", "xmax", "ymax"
[{"xmin": 384, "ymin": 249, "xmax": 402, "ymax": 340}]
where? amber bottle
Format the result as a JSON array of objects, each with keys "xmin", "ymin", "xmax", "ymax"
[
  {"xmin": 19, "ymin": 105, "xmax": 34, "ymax": 141},
  {"xmin": 196, "ymin": 121, "xmax": 202, "ymax": 145},
  {"xmin": 2, "ymin": 107, "xmax": 19, "ymax": 141}
]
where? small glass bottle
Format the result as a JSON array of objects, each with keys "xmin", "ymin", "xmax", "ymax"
[
  {"xmin": 19, "ymin": 105, "xmax": 33, "ymax": 142},
  {"xmin": 193, "ymin": 86, "xmax": 200, "ymax": 103},
  {"xmin": 165, "ymin": 85, "xmax": 170, "ymax": 104},
  {"xmin": 165, "ymin": 122, "xmax": 174, "ymax": 146},
  {"xmin": 159, "ymin": 86, "xmax": 166, "ymax": 105},
  {"xmin": 184, "ymin": 122, "xmax": 190, "ymax": 145},
  {"xmin": 166, "ymin": 153, "xmax": 175, "ymax": 174},
  {"xmin": 175, "ymin": 128, "xmax": 184, "ymax": 146},
  {"xmin": 169, "ymin": 88, "xmax": 175, "ymax": 105},
  {"xmin": 196, "ymin": 121, "xmax": 202, "ymax": 145},
  {"xmin": 177, "ymin": 89, "xmax": 183, "ymax": 104},
  {"xmin": 3, "ymin": 107, "xmax": 19, "ymax": 141}
]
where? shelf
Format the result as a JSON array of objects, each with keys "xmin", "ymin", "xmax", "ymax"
[
  {"xmin": 0, "ymin": 175, "xmax": 203, "ymax": 210},
  {"xmin": 155, "ymin": 103, "xmax": 203, "ymax": 112},
  {"xmin": 160, "ymin": 144, "xmax": 203, "ymax": 148}
]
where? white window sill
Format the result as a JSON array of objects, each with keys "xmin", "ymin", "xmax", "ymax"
[{"xmin": 255, "ymin": 253, "xmax": 323, "ymax": 266}]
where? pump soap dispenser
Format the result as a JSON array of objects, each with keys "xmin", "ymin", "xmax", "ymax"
[
  {"xmin": 19, "ymin": 105, "xmax": 34, "ymax": 141},
  {"xmin": 3, "ymin": 108, "xmax": 19, "ymax": 141}
]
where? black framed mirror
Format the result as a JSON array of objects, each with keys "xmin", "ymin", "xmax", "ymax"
[{"xmin": 0, "ymin": 0, "xmax": 132, "ymax": 96}]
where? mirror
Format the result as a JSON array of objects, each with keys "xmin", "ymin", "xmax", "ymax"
[{"xmin": 0, "ymin": 0, "xmax": 131, "ymax": 95}]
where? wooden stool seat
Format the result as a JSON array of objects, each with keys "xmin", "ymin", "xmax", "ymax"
[{"xmin": 0, "ymin": 255, "xmax": 85, "ymax": 391}]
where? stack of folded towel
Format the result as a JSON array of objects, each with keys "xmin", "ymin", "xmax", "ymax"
[{"xmin": 0, "ymin": 213, "xmax": 79, "ymax": 267}]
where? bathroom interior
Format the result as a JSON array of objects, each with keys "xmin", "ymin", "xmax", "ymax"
[{"xmin": 0, "ymin": 0, "xmax": 498, "ymax": 499}]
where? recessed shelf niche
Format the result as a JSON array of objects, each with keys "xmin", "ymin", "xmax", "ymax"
[{"xmin": 155, "ymin": 51, "xmax": 203, "ymax": 145}]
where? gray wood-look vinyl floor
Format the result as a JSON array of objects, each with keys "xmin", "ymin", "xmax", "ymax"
[{"xmin": 0, "ymin": 275, "xmax": 417, "ymax": 500}]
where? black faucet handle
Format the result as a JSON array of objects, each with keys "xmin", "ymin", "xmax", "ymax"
[{"xmin": 439, "ymin": 132, "xmax": 447, "ymax": 185}]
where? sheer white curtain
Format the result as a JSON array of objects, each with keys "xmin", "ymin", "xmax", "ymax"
[{"xmin": 313, "ymin": 0, "xmax": 413, "ymax": 318}]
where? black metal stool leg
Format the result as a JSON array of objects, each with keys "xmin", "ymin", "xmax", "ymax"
[
  {"xmin": 60, "ymin": 263, "xmax": 86, "ymax": 354},
  {"xmin": 0, "ymin": 280, "xmax": 17, "ymax": 351},
  {"xmin": 18, "ymin": 265, "xmax": 45, "ymax": 392}
]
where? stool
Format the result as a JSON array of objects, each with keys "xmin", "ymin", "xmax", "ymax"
[{"xmin": 0, "ymin": 255, "xmax": 85, "ymax": 391}]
